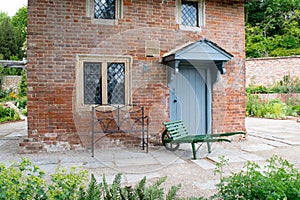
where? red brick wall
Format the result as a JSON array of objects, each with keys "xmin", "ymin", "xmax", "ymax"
[
  {"xmin": 246, "ymin": 56, "xmax": 300, "ymax": 86},
  {"xmin": 24, "ymin": 0, "xmax": 246, "ymax": 153}
]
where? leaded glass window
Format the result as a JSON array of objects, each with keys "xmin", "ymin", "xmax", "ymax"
[
  {"xmin": 181, "ymin": 1, "xmax": 198, "ymax": 27},
  {"xmin": 107, "ymin": 63, "xmax": 125, "ymax": 104},
  {"xmin": 84, "ymin": 63, "xmax": 102, "ymax": 104},
  {"xmin": 94, "ymin": 0, "xmax": 115, "ymax": 19}
]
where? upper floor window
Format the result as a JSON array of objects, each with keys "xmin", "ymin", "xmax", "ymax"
[
  {"xmin": 87, "ymin": 0, "xmax": 122, "ymax": 24},
  {"xmin": 181, "ymin": 1, "xmax": 198, "ymax": 27},
  {"xmin": 176, "ymin": 0, "xmax": 205, "ymax": 31},
  {"xmin": 94, "ymin": 0, "xmax": 116, "ymax": 19}
]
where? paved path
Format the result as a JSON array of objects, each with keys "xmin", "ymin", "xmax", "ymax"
[{"xmin": 0, "ymin": 118, "xmax": 299, "ymax": 198}]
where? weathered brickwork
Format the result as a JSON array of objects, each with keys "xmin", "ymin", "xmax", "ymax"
[
  {"xmin": 23, "ymin": 0, "xmax": 246, "ymax": 153},
  {"xmin": 246, "ymin": 56, "xmax": 300, "ymax": 86}
]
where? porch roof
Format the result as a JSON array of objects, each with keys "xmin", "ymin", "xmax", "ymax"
[{"xmin": 162, "ymin": 39, "xmax": 233, "ymax": 74}]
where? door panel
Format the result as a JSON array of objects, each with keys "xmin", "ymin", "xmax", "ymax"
[{"xmin": 169, "ymin": 66, "xmax": 207, "ymax": 135}]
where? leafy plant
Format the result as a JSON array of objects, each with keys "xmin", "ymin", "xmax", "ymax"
[
  {"xmin": 0, "ymin": 89, "xmax": 18, "ymax": 102},
  {"xmin": 21, "ymin": 107, "xmax": 27, "ymax": 116},
  {"xmin": 246, "ymin": 84, "xmax": 270, "ymax": 94},
  {"xmin": 0, "ymin": 89, "xmax": 8, "ymax": 100},
  {"xmin": 79, "ymin": 173, "xmax": 182, "ymax": 200},
  {"xmin": 246, "ymin": 94, "xmax": 267, "ymax": 117},
  {"xmin": 0, "ymin": 104, "xmax": 20, "ymax": 123},
  {"xmin": 47, "ymin": 167, "xmax": 88, "ymax": 200},
  {"xmin": 0, "ymin": 66, "xmax": 23, "ymax": 76},
  {"xmin": 1, "ymin": 158, "xmax": 184, "ymax": 200},
  {"xmin": 18, "ymin": 71, "xmax": 27, "ymax": 97},
  {"xmin": 264, "ymin": 99, "xmax": 287, "ymax": 119},
  {"xmin": 214, "ymin": 155, "xmax": 300, "ymax": 199},
  {"xmin": 0, "ymin": 158, "xmax": 47, "ymax": 200},
  {"xmin": 16, "ymin": 97, "xmax": 27, "ymax": 110},
  {"xmin": 247, "ymin": 75, "xmax": 300, "ymax": 94}
]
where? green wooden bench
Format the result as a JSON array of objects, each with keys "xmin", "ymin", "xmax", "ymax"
[{"xmin": 162, "ymin": 120, "xmax": 246, "ymax": 159}]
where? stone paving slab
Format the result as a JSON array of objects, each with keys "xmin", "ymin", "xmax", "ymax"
[
  {"xmin": 151, "ymin": 150, "xmax": 187, "ymax": 165},
  {"xmin": 85, "ymin": 161, "xmax": 115, "ymax": 168},
  {"xmin": 115, "ymin": 156, "xmax": 158, "ymax": 167},
  {"xmin": 0, "ymin": 120, "xmax": 27, "ymax": 138},
  {"xmin": 241, "ymin": 143, "xmax": 275, "ymax": 152},
  {"xmin": 193, "ymin": 180, "xmax": 218, "ymax": 190},
  {"xmin": 238, "ymin": 153, "xmax": 265, "ymax": 161},
  {"xmin": 207, "ymin": 155, "xmax": 245, "ymax": 163},
  {"xmin": 192, "ymin": 159, "xmax": 216, "ymax": 170},
  {"xmin": 263, "ymin": 140, "xmax": 290, "ymax": 147},
  {"xmin": 282, "ymin": 141, "xmax": 300, "ymax": 145}
]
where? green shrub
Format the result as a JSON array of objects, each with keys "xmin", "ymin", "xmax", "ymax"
[
  {"xmin": 292, "ymin": 104, "xmax": 300, "ymax": 115},
  {"xmin": 0, "ymin": 89, "xmax": 17, "ymax": 102},
  {"xmin": 48, "ymin": 167, "xmax": 88, "ymax": 200},
  {"xmin": 246, "ymin": 94, "xmax": 300, "ymax": 118},
  {"xmin": 246, "ymin": 85, "xmax": 270, "ymax": 94},
  {"xmin": 21, "ymin": 108, "xmax": 27, "ymax": 116},
  {"xmin": 18, "ymin": 71, "xmax": 27, "ymax": 97},
  {"xmin": 0, "ymin": 66, "xmax": 23, "ymax": 76},
  {"xmin": 214, "ymin": 155, "xmax": 300, "ymax": 200},
  {"xmin": 0, "ymin": 158, "xmax": 47, "ymax": 200},
  {"xmin": 246, "ymin": 94, "xmax": 267, "ymax": 117},
  {"xmin": 0, "ymin": 159, "xmax": 88, "ymax": 200},
  {"xmin": 0, "ymin": 90, "xmax": 9, "ymax": 100},
  {"xmin": 0, "ymin": 104, "xmax": 20, "ymax": 123},
  {"xmin": 0, "ymin": 159, "xmax": 183, "ymax": 200},
  {"xmin": 16, "ymin": 97, "xmax": 27, "ymax": 110},
  {"xmin": 264, "ymin": 99, "xmax": 287, "ymax": 119},
  {"xmin": 287, "ymin": 97, "xmax": 300, "ymax": 116},
  {"xmin": 247, "ymin": 75, "xmax": 300, "ymax": 95}
]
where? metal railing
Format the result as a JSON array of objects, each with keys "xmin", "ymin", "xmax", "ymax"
[{"xmin": 91, "ymin": 104, "xmax": 149, "ymax": 157}]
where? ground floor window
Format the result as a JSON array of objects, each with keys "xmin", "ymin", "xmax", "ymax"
[{"xmin": 76, "ymin": 55, "xmax": 131, "ymax": 111}]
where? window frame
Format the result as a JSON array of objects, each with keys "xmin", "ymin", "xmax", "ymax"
[
  {"xmin": 76, "ymin": 55, "xmax": 132, "ymax": 111},
  {"xmin": 176, "ymin": 0, "xmax": 205, "ymax": 31},
  {"xmin": 86, "ymin": 0, "xmax": 123, "ymax": 25}
]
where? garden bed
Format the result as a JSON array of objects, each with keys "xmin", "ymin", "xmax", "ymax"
[{"xmin": 256, "ymin": 93, "xmax": 300, "ymax": 103}]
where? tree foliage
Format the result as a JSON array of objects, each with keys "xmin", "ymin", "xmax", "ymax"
[
  {"xmin": 0, "ymin": 6, "xmax": 27, "ymax": 60},
  {"xmin": 0, "ymin": 16, "xmax": 20, "ymax": 60},
  {"xmin": 245, "ymin": 0, "xmax": 300, "ymax": 58}
]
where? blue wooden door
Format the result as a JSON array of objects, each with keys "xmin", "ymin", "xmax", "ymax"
[{"xmin": 169, "ymin": 66, "xmax": 207, "ymax": 135}]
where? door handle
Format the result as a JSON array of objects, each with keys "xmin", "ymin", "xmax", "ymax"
[{"xmin": 173, "ymin": 100, "xmax": 177, "ymax": 103}]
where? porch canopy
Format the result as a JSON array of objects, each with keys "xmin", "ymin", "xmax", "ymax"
[{"xmin": 162, "ymin": 39, "xmax": 233, "ymax": 74}]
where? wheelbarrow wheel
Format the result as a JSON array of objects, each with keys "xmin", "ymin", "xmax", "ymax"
[{"xmin": 162, "ymin": 129, "xmax": 180, "ymax": 151}]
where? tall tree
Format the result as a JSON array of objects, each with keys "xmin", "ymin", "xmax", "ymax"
[
  {"xmin": 12, "ymin": 6, "xmax": 27, "ymax": 49},
  {"xmin": 245, "ymin": 0, "xmax": 300, "ymax": 58},
  {"xmin": 0, "ymin": 16, "xmax": 20, "ymax": 60},
  {"xmin": 0, "ymin": 6, "xmax": 27, "ymax": 60}
]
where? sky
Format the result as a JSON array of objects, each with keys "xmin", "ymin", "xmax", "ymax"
[{"xmin": 0, "ymin": 0, "xmax": 27, "ymax": 17}]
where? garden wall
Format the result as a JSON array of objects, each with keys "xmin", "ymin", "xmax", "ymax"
[
  {"xmin": 246, "ymin": 56, "xmax": 300, "ymax": 86},
  {"xmin": 1, "ymin": 76, "xmax": 22, "ymax": 94}
]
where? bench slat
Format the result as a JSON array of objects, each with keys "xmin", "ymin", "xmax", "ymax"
[
  {"xmin": 168, "ymin": 127, "xmax": 188, "ymax": 134},
  {"xmin": 165, "ymin": 126, "xmax": 186, "ymax": 132},
  {"xmin": 164, "ymin": 123, "xmax": 185, "ymax": 129},
  {"xmin": 163, "ymin": 120, "xmax": 183, "ymax": 126}
]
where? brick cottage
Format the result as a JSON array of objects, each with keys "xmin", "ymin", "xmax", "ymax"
[{"xmin": 22, "ymin": 0, "xmax": 246, "ymax": 153}]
